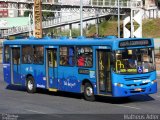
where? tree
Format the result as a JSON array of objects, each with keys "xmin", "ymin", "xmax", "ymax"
[{"xmin": 24, "ymin": 11, "xmax": 30, "ymax": 17}]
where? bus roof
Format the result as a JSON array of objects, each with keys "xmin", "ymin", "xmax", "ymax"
[{"xmin": 3, "ymin": 36, "xmax": 154, "ymax": 50}]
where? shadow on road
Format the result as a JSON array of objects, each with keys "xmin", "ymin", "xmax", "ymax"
[
  {"xmin": 95, "ymin": 94, "xmax": 155, "ymax": 104},
  {"xmin": 6, "ymin": 85, "xmax": 155, "ymax": 104},
  {"xmin": 6, "ymin": 84, "xmax": 26, "ymax": 92},
  {"xmin": 37, "ymin": 88, "xmax": 83, "ymax": 100}
]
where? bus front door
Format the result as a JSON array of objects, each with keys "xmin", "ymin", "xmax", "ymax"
[
  {"xmin": 11, "ymin": 47, "xmax": 21, "ymax": 85},
  {"xmin": 46, "ymin": 48, "xmax": 57, "ymax": 89},
  {"xmin": 97, "ymin": 49, "xmax": 112, "ymax": 94}
]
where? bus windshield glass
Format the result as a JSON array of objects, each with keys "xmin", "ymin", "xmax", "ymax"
[{"xmin": 114, "ymin": 48, "xmax": 155, "ymax": 74}]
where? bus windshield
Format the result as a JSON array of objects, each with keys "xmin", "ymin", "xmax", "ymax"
[{"xmin": 114, "ymin": 48, "xmax": 155, "ymax": 74}]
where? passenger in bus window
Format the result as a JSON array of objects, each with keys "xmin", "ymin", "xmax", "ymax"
[
  {"xmin": 85, "ymin": 56, "xmax": 92, "ymax": 67},
  {"xmin": 78, "ymin": 54, "xmax": 85, "ymax": 67},
  {"xmin": 60, "ymin": 56, "xmax": 68, "ymax": 66},
  {"xmin": 24, "ymin": 54, "xmax": 32, "ymax": 63}
]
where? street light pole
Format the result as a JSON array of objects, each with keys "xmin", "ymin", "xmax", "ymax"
[
  {"xmin": 29, "ymin": 13, "xmax": 32, "ymax": 37},
  {"xmin": 118, "ymin": 0, "xmax": 120, "ymax": 38},
  {"xmin": 80, "ymin": 0, "xmax": 83, "ymax": 36}
]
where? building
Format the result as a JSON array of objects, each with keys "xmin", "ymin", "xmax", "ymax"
[
  {"xmin": 143, "ymin": 0, "xmax": 157, "ymax": 9},
  {"xmin": 0, "ymin": 2, "xmax": 8, "ymax": 17},
  {"xmin": 8, "ymin": 3, "xmax": 18, "ymax": 17}
]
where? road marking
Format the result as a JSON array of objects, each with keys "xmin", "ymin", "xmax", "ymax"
[
  {"xmin": 116, "ymin": 105, "xmax": 141, "ymax": 110},
  {"xmin": 24, "ymin": 109, "xmax": 46, "ymax": 114}
]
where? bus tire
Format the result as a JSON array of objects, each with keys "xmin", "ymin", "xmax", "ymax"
[
  {"xmin": 26, "ymin": 76, "xmax": 36, "ymax": 93},
  {"xmin": 84, "ymin": 82, "xmax": 95, "ymax": 101}
]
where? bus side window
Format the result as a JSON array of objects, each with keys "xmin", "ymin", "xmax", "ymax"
[
  {"xmin": 4, "ymin": 46, "xmax": 10, "ymax": 63},
  {"xmin": 77, "ymin": 54, "xmax": 85, "ymax": 66},
  {"xmin": 13, "ymin": 48, "xmax": 20, "ymax": 65},
  {"xmin": 77, "ymin": 47, "xmax": 93, "ymax": 67},
  {"xmin": 33, "ymin": 46, "xmax": 44, "ymax": 64},
  {"xmin": 60, "ymin": 56, "xmax": 68, "ymax": 65},
  {"xmin": 60, "ymin": 46, "xmax": 75, "ymax": 66},
  {"xmin": 68, "ymin": 47, "xmax": 74, "ymax": 66},
  {"xmin": 22, "ymin": 46, "xmax": 33, "ymax": 64},
  {"xmin": 48, "ymin": 50, "xmax": 57, "ymax": 67}
]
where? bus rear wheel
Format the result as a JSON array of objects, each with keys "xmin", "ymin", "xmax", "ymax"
[
  {"xmin": 84, "ymin": 82, "xmax": 95, "ymax": 101},
  {"xmin": 26, "ymin": 76, "xmax": 36, "ymax": 93}
]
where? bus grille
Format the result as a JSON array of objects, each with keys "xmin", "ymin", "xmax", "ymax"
[
  {"xmin": 126, "ymin": 83, "xmax": 149, "ymax": 87},
  {"xmin": 124, "ymin": 76, "xmax": 149, "ymax": 81}
]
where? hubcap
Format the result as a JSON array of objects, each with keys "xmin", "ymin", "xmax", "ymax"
[
  {"xmin": 86, "ymin": 86, "xmax": 93, "ymax": 96},
  {"xmin": 28, "ymin": 80, "xmax": 33, "ymax": 90}
]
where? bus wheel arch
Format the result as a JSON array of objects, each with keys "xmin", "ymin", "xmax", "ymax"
[
  {"xmin": 26, "ymin": 74, "xmax": 36, "ymax": 93},
  {"xmin": 81, "ymin": 79, "xmax": 95, "ymax": 101}
]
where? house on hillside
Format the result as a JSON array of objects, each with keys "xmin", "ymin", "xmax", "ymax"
[
  {"xmin": 143, "ymin": 0, "xmax": 157, "ymax": 9},
  {"xmin": 142, "ymin": 0, "xmax": 158, "ymax": 18}
]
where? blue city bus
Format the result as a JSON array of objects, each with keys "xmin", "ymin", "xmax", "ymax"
[{"xmin": 2, "ymin": 36, "xmax": 157, "ymax": 101}]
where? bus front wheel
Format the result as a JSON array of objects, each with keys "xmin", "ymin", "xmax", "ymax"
[
  {"xmin": 84, "ymin": 82, "xmax": 95, "ymax": 101},
  {"xmin": 26, "ymin": 76, "xmax": 36, "ymax": 93}
]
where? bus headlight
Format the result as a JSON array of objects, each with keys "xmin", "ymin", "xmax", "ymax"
[
  {"xmin": 151, "ymin": 80, "xmax": 157, "ymax": 84},
  {"xmin": 114, "ymin": 83, "xmax": 124, "ymax": 87}
]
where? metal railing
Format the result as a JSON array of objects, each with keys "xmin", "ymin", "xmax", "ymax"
[
  {"xmin": 0, "ymin": 0, "xmax": 143, "ymax": 8},
  {"xmin": 0, "ymin": 0, "xmax": 143, "ymax": 37},
  {"xmin": 90, "ymin": 0, "xmax": 143, "ymax": 8},
  {"xmin": 1, "ymin": 12, "xmax": 108, "ymax": 37}
]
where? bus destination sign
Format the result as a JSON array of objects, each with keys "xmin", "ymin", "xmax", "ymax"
[{"xmin": 119, "ymin": 39, "xmax": 151, "ymax": 47}]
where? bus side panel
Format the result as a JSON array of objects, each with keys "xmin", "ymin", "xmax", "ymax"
[
  {"xmin": 3, "ymin": 64, "xmax": 11, "ymax": 84},
  {"xmin": 58, "ymin": 67, "xmax": 81, "ymax": 93},
  {"xmin": 33, "ymin": 65, "xmax": 47, "ymax": 89},
  {"xmin": 57, "ymin": 67, "xmax": 97, "ymax": 94},
  {"xmin": 21, "ymin": 64, "xmax": 33, "ymax": 86},
  {"xmin": 21, "ymin": 65, "xmax": 47, "ymax": 89}
]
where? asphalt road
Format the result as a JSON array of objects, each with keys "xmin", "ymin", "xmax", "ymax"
[{"xmin": 0, "ymin": 64, "xmax": 160, "ymax": 120}]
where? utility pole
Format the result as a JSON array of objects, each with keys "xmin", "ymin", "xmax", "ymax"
[
  {"xmin": 117, "ymin": 0, "xmax": 120, "ymax": 38},
  {"xmin": 29, "ymin": 13, "xmax": 32, "ymax": 37},
  {"xmin": 95, "ymin": 9, "xmax": 99, "ymax": 36},
  {"xmin": 80, "ymin": 0, "xmax": 83, "ymax": 36}
]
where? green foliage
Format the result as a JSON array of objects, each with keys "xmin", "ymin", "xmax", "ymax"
[
  {"xmin": 142, "ymin": 19, "xmax": 160, "ymax": 38},
  {"xmin": 45, "ymin": 18, "xmax": 160, "ymax": 38},
  {"xmin": 24, "ymin": 11, "xmax": 30, "ymax": 17},
  {"xmin": 87, "ymin": 18, "xmax": 160, "ymax": 38},
  {"xmin": 42, "ymin": 12, "xmax": 54, "ymax": 18}
]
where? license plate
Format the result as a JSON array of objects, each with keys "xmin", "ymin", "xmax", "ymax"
[{"xmin": 134, "ymin": 88, "xmax": 142, "ymax": 91}]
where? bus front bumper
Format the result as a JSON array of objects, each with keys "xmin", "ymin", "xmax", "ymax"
[{"xmin": 112, "ymin": 82, "xmax": 157, "ymax": 97}]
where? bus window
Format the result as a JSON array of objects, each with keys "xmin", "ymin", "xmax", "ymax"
[
  {"xmin": 60, "ymin": 46, "xmax": 75, "ymax": 66},
  {"xmin": 12, "ymin": 48, "xmax": 20, "ymax": 65},
  {"xmin": 4, "ymin": 46, "xmax": 10, "ymax": 63},
  {"xmin": 33, "ymin": 46, "xmax": 44, "ymax": 64},
  {"xmin": 48, "ymin": 49, "xmax": 57, "ymax": 67},
  {"xmin": 22, "ymin": 46, "xmax": 33, "ymax": 64},
  {"xmin": 114, "ymin": 48, "xmax": 155, "ymax": 74},
  {"xmin": 76, "ymin": 47, "xmax": 93, "ymax": 67}
]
